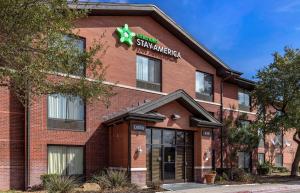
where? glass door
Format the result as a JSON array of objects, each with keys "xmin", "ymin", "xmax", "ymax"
[
  {"xmin": 162, "ymin": 130, "xmax": 176, "ymax": 181},
  {"xmin": 146, "ymin": 128, "xmax": 194, "ymax": 183},
  {"xmin": 163, "ymin": 147, "xmax": 175, "ymax": 180}
]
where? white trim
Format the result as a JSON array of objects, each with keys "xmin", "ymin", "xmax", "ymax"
[
  {"xmin": 194, "ymin": 166, "xmax": 212, "ymax": 169},
  {"xmin": 103, "ymin": 81, "xmax": 168, "ymax": 96},
  {"xmin": 130, "ymin": 168, "xmax": 147, "ymax": 172},
  {"xmin": 108, "ymin": 167, "xmax": 147, "ymax": 172},
  {"xmin": 52, "ymin": 72, "xmax": 256, "ymax": 112},
  {"xmin": 195, "ymin": 99, "xmax": 221, "ymax": 106},
  {"xmin": 108, "ymin": 167, "xmax": 127, "ymax": 171},
  {"xmin": 223, "ymin": 107, "xmax": 256, "ymax": 115}
]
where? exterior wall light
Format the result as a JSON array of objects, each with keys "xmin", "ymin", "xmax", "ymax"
[
  {"xmin": 204, "ymin": 149, "xmax": 212, "ymax": 161},
  {"xmin": 136, "ymin": 146, "xmax": 143, "ymax": 155},
  {"xmin": 171, "ymin": 114, "xmax": 181, "ymax": 120}
]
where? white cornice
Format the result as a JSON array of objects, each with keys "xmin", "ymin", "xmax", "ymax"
[
  {"xmin": 51, "ymin": 72, "xmax": 256, "ymax": 115},
  {"xmin": 223, "ymin": 107, "xmax": 256, "ymax": 115}
]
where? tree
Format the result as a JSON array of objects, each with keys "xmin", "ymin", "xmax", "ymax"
[
  {"xmin": 223, "ymin": 113, "xmax": 259, "ymax": 170},
  {"xmin": 0, "ymin": 0, "xmax": 113, "ymax": 107},
  {"xmin": 253, "ymin": 47, "xmax": 300, "ymax": 176}
]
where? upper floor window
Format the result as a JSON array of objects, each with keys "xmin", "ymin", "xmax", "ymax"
[
  {"xmin": 136, "ymin": 55, "xmax": 161, "ymax": 92},
  {"xmin": 48, "ymin": 94, "xmax": 85, "ymax": 131},
  {"xmin": 195, "ymin": 71, "xmax": 213, "ymax": 101},
  {"xmin": 60, "ymin": 35, "xmax": 85, "ymax": 76},
  {"xmin": 238, "ymin": 88, "xmax": 250, "ymax": 111},
  {"xmin": 238, "ymin": 120, "xmax": 250, "ymax": 130},
  {"xmin": 274, "ymin": 131, "xmax": 283, "ymax": 147}
]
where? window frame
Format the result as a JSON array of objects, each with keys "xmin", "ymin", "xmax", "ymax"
[
  {"xmin": 136, "ymin": 54, "xmax": 162, "ymax": 92},
  {"xmin": 47, "ymin": 94, "xmax": 86, "ymax": 131},
  {"xmin": 47, "ymin": 144, "xmax": 85, "ymax": 176},
  {"xmin": 238, "ymin": 119, "xmax": 251, "ymax": 130},
  {"xmin": 238, "ymin": 151, "xmax": 251, "ymax": 170},
  {"xmin": 62, "ymin": 34, "xmax": 87, "ymax": 77},
  {"xmin": 238, "ymin": 88, "xmax": 251, "ymax": 111},
  {"xmin": 275, "ymin": 131, "xmax": 283, "ymax": 148},
  {"xmin": 258, "ymin": 153, "xmax": 265, "ymax": 165},
  {"xmin": 258, "ymin": 128, "xmax": 265, "ymax": 148},
  {"xmin": 195, "ymin": 70, "xmax": 214, "ymax": 102},
  {"xmin": 275, "ymin": 153, "xmax": 283, "ymax": 167}
]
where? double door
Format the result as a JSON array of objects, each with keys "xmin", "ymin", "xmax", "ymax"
[{"xmin": 146, "ymin": 128, "xmax": 194, "ymax": 183}]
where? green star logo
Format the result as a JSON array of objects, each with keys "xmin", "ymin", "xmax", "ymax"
[{"xmin": 116, "ymin": 24, "xmax": 136, "ymax": 46}]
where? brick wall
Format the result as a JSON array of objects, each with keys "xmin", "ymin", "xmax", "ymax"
[{"xmin": 0, "ymin": 86, "xmax": 24, "ymax": 190}]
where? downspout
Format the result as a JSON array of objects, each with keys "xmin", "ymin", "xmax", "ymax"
[
  {"xmin": 25, "ymin": 96, "xmax": 30, "ymax": 189},
  {"xmin": 220, "ymin": 79, "xmax": 224, "ymax": 169},
  {"xmin": 220, "ymin": 72, "xmax": 234, "ymax": 169},
  {"xmin": 127, "ymin": 121, "xmax": 131, "ymax": 181}
]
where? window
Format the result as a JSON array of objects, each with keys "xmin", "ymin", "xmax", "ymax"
[
  {"xmin": 48, "ymin": 94, "xmax": 85, "ymax": 130},
  {"xmin": 258, "ymin": 153, "xmax": 265, "ymax": 165},
  {"xmin": 238, "ymin": 89, "xmax": 250, "ymax": 111},
  {"xmin": 239, "ymin": 120, "xmax": 250, "ymax": 130},
  {"xmin": 136, "ymin": 55, "xmax": 161, "ymax": 91},
  {"xmin": 274, "ymin": 132, "xmax": 283, "ymax": 147},
  {"xmin": 48, "ymin": 146, "xmax": 84, "ymax": 175},
  {"xmin": 195, "ymin": 71, "xmax": 213, "ymax": 101},
  {"xmin": 238, "ymin": 151, "xmax": 251, "ymax": 169},
  {"xmin": 63, "ymin": 35, "xmax": 85, "ymax": 76},
  {"xmin": 275, "ymin": 153, "xmax": 283, "ymax": 167},
  {"xmin": 258, "ymin": 128, "xmax": 265, "ymax": 147}
]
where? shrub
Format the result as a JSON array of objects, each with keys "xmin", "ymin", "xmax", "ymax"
[
  {"xmin": 40, "ymin": 174, "xmax": 59, "ymax": 188},
  {"xmin": 148, "ymin": 181, "xmax": 162, "ymax": 190},
  {"xmin": 272, "ymin": 166, "xmax": 289, "ymax": 173},
  {"xmin": 222, "ymin": 172, "xmax": 229, "ymax": 181},
  {"xmin": 231, "ymin": 168, "xmax": 254, "ymax": 182},
  {"xmin": 92, "ymin": 169, "xmax": 129, "ymax": 189},
  {"xmin": 257, "ymin": 162, "xmax": 272, "ymax": 175},
  {"xmin": 43, "ymin": 175, "xmax": 77, "ymax": 193},
  {"xmin": 215, "ymin": 172, "xmax": 229, "ymax": 183}
]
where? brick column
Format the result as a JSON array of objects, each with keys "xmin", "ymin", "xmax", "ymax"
[
  {"xmin": 194, "ymin": 128, "xmax": 213, "ymax": 183},
  {"xmin": 130, "ymin": 128, "xmax": 147, "ymax": 187}
]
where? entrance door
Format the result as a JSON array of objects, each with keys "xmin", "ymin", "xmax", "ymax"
[
  {"xmin": 146, "ymin": 128, "xmax": 194, "ymax": 183},
  {"xmin": 163, "ymin": 147, "xmax": 175, "ymax": 180}
]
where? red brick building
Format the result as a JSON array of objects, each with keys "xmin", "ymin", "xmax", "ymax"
[{"xmin": 0, "ymin": 3, "xmax": 297, "ymax": 190}]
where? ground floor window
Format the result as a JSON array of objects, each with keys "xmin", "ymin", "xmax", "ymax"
[
  {"xmin": 275, "ymin": 153, "xmax": 283, "ymax": 167},
  {"xmin": 258, "ymin": 153, "xmax": 265, "ymax": 165},
  {"xmin": 48, "ymin": 145, "xmax": 84, "ymax": 175},
  {"xmin": 238, "ymin": 151, "xmax": 251, "ymax": 169}
]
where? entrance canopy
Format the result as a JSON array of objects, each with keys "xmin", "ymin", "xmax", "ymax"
[{"xmin": 103, "ymin": 89, "xmax": 222, "ymax": 128}]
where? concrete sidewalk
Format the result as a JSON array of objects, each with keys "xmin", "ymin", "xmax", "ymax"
[{"xmin": 159, "ymin": 182, "xmax": 300, "ymax": 193}]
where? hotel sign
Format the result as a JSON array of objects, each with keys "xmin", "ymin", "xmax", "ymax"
[
  {"xmin": 133, "ymin": 124, "xmax": 146, "ymax": 131},
  {"xmin": 116, "ymin": 24, "xmax": 181, "ymax": 59}
]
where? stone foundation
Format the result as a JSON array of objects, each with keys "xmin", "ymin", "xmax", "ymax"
[{"xmin": 130, "ymin": 170, "xmax": 146, "ymax": 187}]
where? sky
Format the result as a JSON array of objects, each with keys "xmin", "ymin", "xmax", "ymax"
[{"xmin": 88, "ymin": 0, "xmax": 300, "ymax": 80}]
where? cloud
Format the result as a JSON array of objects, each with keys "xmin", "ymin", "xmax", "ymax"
[
  {"xmin": 189, "ymin": 1, "xmax": 256, "ymax": 51},
  {"xmin": 275, "ymin": 1, "xmax": 300, "ymax": 12}
]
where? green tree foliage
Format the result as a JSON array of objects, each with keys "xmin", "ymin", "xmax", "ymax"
[
  {"xmin": 0, "ymin": 0, "xmax": 113, "ymax": 106},
  {"xmin": 253, "ymin": 47, "xmax": 300, "ymax": 176},
  {"xmin": 223, "ymin": 113, "xmax": 259, "ymax": 169}
]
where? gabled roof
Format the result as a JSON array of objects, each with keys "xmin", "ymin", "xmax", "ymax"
[
  {"xmin": 103, "ymin": 89, "xmax": 222, "ymax": 128},
  {"xmin": 70, "ymin": 2, "xmax": 255, "ymax": 89}
]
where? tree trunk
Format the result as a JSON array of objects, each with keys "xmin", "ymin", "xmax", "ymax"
[{"xmin": 291, "ymin": 134, "xmax": 300, "ymax": 176}]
